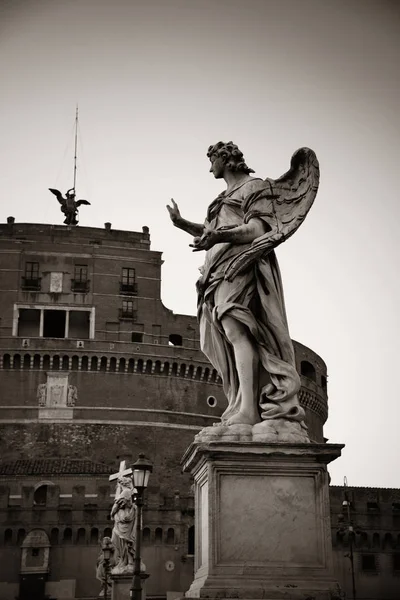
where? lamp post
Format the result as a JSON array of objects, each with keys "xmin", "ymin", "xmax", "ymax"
[
  {"xmin": 102, "ymin": 537, "xmax": 112, "ymax": 599},
  {"xmin": 130, "ymin": 453, "xmax": 153, "ymax": 600}
]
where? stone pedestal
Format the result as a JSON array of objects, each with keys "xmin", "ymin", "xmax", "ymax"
[
  {"xmin": 181, "ymin": 442, "xmax": 344, "ymax": 600},
  {"xmin": 111, "ymin": 572, "xmax": 148, "ymax": 600}
]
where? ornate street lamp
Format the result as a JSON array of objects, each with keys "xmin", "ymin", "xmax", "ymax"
[
  {"xmin": 102, "ymin": 537, "xmax": 112, "ymax": 599},
  {"xmin": 130, "ymin": 453, "xmax": 153, "ymax": 600}
]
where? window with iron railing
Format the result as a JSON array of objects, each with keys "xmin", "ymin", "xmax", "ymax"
[
  {"xmin": 22, "ymin": 262, "xmax": 41, "ymax": 290},
  {"xmin": 71, "ymin": 265, "xmax": 90, "ymax": 292},
  {"xmin": 119, "ymin": 300, "xmax": 137, "ymax": 320},
  {"xmin": 120, "ymin": 267, "xmax": 138, "ymax": 295}
]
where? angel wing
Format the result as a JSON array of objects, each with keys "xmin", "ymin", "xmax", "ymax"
[
  {"xmin": 75, "ymin": 199, "xmax": 91, "ymax": 207},
  {"xmin": 48, "ymin": 188, "xmax": 65, "ymax": 205},
  {"xmin": 224, "ymin": 147, "xmax": 319, "ymax": 282}
]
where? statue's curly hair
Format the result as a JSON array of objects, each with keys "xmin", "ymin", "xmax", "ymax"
[{"xmin": 207, "ymin": 141, "xmax": 254, "ymax": 174}]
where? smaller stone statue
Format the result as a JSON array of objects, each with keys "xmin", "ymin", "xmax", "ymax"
[
  {"xmin": 110, "ymin": 476, "xmax": 137, "ymax": 574},
  {"xmin": 48, "ymin": 187, "xmax": 90, "ymax": 225},
  {"xmin": 96, "ymin": 537, "xmax": 115, "ymax": 598}
]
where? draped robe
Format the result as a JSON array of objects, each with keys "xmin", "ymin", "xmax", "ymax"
[{"xmin": 197, "ymin": 178, "xmax": 305, "ymax": 425}]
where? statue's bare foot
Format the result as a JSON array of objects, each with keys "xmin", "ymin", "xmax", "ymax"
[{"xmin": 225, "ymin": 410, "xmax": 260, "ymax": 426}]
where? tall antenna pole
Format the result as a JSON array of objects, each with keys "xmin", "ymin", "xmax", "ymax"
[{"xmin": 73, "ymin": 105, "xmax": 78, "ymax": 196}]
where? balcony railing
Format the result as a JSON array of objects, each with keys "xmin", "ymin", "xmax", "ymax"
[
  {"xmin": 119, "ymin": 282, "xmax": 138, "ymax": 295},
  {"xmin": 71, "ymin": 279, "xmax": 90, "ymax": 293},
  {"xmin": 118, "ymin": 308, "xmax": 138, "ymax": 321},
  {"xmin": 21, "ymin": 277, "xmax": 41, "ymax": 291}
]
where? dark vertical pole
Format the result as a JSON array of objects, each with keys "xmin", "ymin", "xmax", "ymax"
[{"xmin": 131, "ymin": 490, "xmax": 143, "ymax": 600}]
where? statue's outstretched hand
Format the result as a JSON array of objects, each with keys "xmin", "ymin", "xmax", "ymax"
[
  {"xmin": 190, "ymin": 227, "xmax": 220, "ymax": 252},
  {"xmin": 166, "ymin": 198, "xmax": 181, "ymax": 225}
]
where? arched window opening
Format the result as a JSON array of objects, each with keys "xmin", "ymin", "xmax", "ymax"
[
  {"xmin": 188, "ymin": 525, "xmax": 195, "ymax": 555},
  {"xmin": 154, "ymin": 361, "xmax": 162, "ymax": 375},
  {"xmin": 3, "ymin": 354, "xmax": 11, "ymax": 369},
  {"xmin": 72, "ymin": 355, "xmax": 79, "ymax": 370},
  {"xmin": 179, "ymin": 363, "xmax": 186, "ymax": 377},
  {"xmin": 142, "ymin": 528, "xmax": 151, "ymax": 544},
  {"xmin": 13, "ymin": 354, "xmax": 21, "ymax": 369},
  {"xmin": 171, "ymin": 363, "xmax": 178, "ymax": 376},
  {"xmin": 17, "ymin": 528, "xmax": 26, "ymax": 545},
  {"xmin": 118, "ymin": 358, "xmax": 126, "ymax": 373},
  {"xmin": 109, "ymin": 357, "xmax": 117, "ymax": 372},
  {"xmin": 91, "ymin": 356, "xmax": 98, "ymax": 371},
  {"xmin": 163, "ymin": 362, "xmax": 170, "ymax": 375},
  {"xmin": 23, "ymin": 354, "xmax": 30, "ymax": 369},
  {"xmin": 155, "ymin": 527, "xmax": 163, "ymax": 544},
  {"xmin": 81, "ymin": 355, "xmax": 89, "ymax": 371},
  {"xmin": 137, "ymin": 359, "xmax": 144, "ymax": 373},
  {"xmin": 169, "ymin": 334, "xmax": 182, "ymax": 346},
  {"xmin": 372, "ymin": 532, "xmax": 380, "ymax": 549},
  {"xmin": 187, "ymin": 365, "xmax": 194, "ymax": 379},
  {"xmin": 166, "ymin": 528, "xmax": 175, "ymax": 545},
  {"xmin": 62, "ymin": 355, "xmax": 69, "ymax": 370},
  {"xmin": 33, "ymin": 354, "xmax": 41, "ymax": 369},
  {"xmin": 104, "ymin": 527, "xmax": 112, "ymax": 539},
  {"xmin": 43, "ymin": 355, "xmax": 50, "ymax": 370},
  {"xmin": 50, "ymin": 528, "xmax": 59, "ymax": 545},
  {"xmin": 34, "ymin": 485, "xmax": 48, "ymax": 506},
  {"xmin": 90, "ymin": 528, "xmax": 99, "ymax": 545},
  {"xmin": 128, "ymin": 359, "xmax": 135, "ymax": 373},
  {"xmin": 52, "ymin": 355, "xmax": 60, "ymax": 370},
  {"xmin": 383, "ymin": 532, "xmax": 394, "ymax": 550},
  {"xmin": 4, "ymin": 529, "xmax": 13, "ymax": 545},
  {"xmin": 145, "ymin": 360, "xmax": 152, "ymax": 374},
  {"xmin": 300, "ymin": 360, "xmax": 316, "ymax": 382},
  {"xmin": 77, "ymin": 528, "xmax": 86, "ymax": 545},
  {"xmin": 63, "ymin": 528, "xmax": 72, "ymax": 544},
  {"xmin": 100, "ymin": 356, "xmax": 107, "ymax": 372}
]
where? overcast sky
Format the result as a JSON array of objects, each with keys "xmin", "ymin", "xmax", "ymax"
[{"xmin": 1, "ymin": 0, "xmax": 399, "ymax": 488}]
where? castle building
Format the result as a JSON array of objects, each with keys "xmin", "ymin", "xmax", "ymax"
[{"xmin": 0, "ymin": 220, "xmax": 398, "ymax": 600}]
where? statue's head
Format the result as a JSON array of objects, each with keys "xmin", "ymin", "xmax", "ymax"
[
  {"xmin": 118, "ymin": 476, "xmax": 133, "ymax": 490},
  {"xmin": 207, "ymin": 141, "xmax": 255, "ymax": 178}
]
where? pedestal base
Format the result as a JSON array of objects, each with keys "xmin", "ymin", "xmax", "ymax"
[
  {"xmin": 181, "ymin": 442, "xmax": 344, "ymax": 600},
  {"xmin": 111, "ymin": 572, "xmax": 148, "ymax": 600}
]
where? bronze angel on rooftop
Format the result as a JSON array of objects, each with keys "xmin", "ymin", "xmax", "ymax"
[
  {"xmin": 167, "ymin": 142, "xmax": 319, "ymax": 443},
  {"xmin": 49, "ymin": 187, "xmax": 91, "ymax": 225}
]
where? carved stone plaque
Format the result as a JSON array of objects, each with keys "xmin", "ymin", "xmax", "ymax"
[
  {"xmin": 50, "ymin": 272, "xmax": 63, "ymax": 293},
  {"xmin": 37, "ymin": 372, "xmax": 76, "ymax": 420}
]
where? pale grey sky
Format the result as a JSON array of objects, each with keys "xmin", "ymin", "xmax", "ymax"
[{"xmin": 1, "ymin": 0, "xmax": 399, "ymax": 487}]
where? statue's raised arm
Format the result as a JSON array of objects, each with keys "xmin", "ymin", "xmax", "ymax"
[
  {"xmin": 169, "ymin": 141, "xmax": 320, "ymax": 444},
  {"xmin": 166, "ymin": 198, "xmax": 204, "ymax": 237}
]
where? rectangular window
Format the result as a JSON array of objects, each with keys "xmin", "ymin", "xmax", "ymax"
[
  {"xmin": 119, "ymin": 300, "xmax": 137, "ymax": 321},
  {"xmin": 72, "ymin": 264, "xmax": 89, "ymax": 293},
  {"xmin": 22, "ymin": 262, "xmax": 41, "ymax": 290},
  {"xmin": 122, "ymin": 300, "xmax": 133, "ymax": 316},
  {"xmin": 361, "ymin": 554, "xmax": 377, "ymax": 572},
  {"xmin": 131, "ymin": 331, "xmax": 143, "ymax": 343},
  {"xmin": 74, "ymin": 264, "xmax": 88, "ymax": 282},
  {"xmin": 122, "ymin": 268, "xmax": 135, "ymax": 285},
  {"xmin": 18, "ymin": 309, "xmax": 41, "ymax": 337},
  {"xmin": 120, "ymin": 268, "xmax": 137, "ymax": 295},
  {"xmin": 393, "ymin": 553, "xmax": 400, "ymax": 572},
  {"xmin": 25, "ymin": 262, "xmax": 39, "ymax": 279}
]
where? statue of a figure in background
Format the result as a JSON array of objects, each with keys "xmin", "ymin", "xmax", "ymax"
[
  {"xmin": 110, "ymin": 476, "xmax": 137, "ymax": 574},
  {"xmin": 48, "ymin": 187, "xmax": 91, "ymax": 225},
  {"xmin": 167, "ymin": 142, "xmax": 319, "ymax": 442},
  {"xmin": 96, "ymin": 537, "xmax": 115, "ymax": 597}
]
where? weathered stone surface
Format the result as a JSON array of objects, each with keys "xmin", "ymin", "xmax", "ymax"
[{"xmin": 182, "ymin": 441, "xmax": 343, "ymax": 600}]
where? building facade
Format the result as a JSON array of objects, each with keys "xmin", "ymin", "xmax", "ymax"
[{"xmin": 0, "ymin": 220, "xmax": 397, "ymax": 599}]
